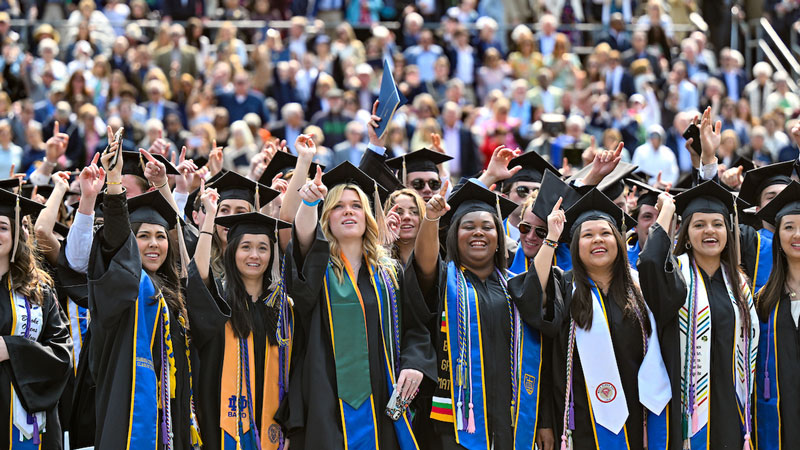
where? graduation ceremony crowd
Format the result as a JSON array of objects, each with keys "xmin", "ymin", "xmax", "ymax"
[{"xmin": 4, "ymin": 0, "xmax": 800, "ymax": 449}]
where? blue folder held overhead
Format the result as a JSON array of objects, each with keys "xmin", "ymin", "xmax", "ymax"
[{"xmin": 375, "ymin": 59, "xmax": 408, "ymax": 139}]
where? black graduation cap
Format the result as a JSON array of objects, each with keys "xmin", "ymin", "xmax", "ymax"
[
  {"xmin": 120, "ymin": 151, "xmax": 147, "ymax": 179},
  {"xmin": 624, "ymin": 178, "xmax": 664, "ymax": 209},
  {"xmin": 321, "ymin": 161, "xmax": 389, "ymax": 202},
  {"xmin": 215, "ymin": 211, "xmax": 291, "ymax": 242},
  {"xmin": 738, "ymin": 161, "xmax": 795, "ymax": 207},
  {"xmin": 184, "ymin": 171, "xmax": 226, "ymax": 220},
  {"xmin": 360, "ymin": 148, "xmax": 404, "ymax": 196},
  {"xmin": 19, "ymin": 184, "xmax": 79, "ymax": 200},
  {"xmin": 756, "ymin": 180, "xmax": 800, "ymax": 227},
  {"xmin": 673, "ymin": 171, "xmax": 695, "ymax": 193},
  {"xmin": 567, "ymin": 161, "xmax": 639, "ymax": 200},
  {"xmin": 501, "ymin": 150, "xmax": 559, "ymax": 189},
  {"xmin": 258, "ymin": 151, "xmax": 325, "ymax": 187},
  {"xmin": 191, "ymin": 155, "xmax": 209, "ymax": 168},
  {"xmin": 207, "ymin": 171, "xmax": 279, "ymax": 208},
  {"xmin": 674, "ymin": 180, "xmax": 744, "ymax": 220},
  {"xmin": 729, "ymin": 155, "xmax": 755, "ymax": 173},
  {"xmin": 738, "ymin": 206, "xmax": 761, "ymax": 229},
  {"xmin": 385, "ymin": 148, "xmax": 452, "ymax": 184},
  {"xmin": 532, "ymin": 170, "xmax": 581, "ymax": 222},
  {"xmin": 564, "ymin": 188, "xmax": 636, "ymax": 242},
  {"xmin": 0, "ymin": 177, "xmax": 23, "ymax": 192},
  {"xmin": 53, "ymin": 221, "xmax": 70, "ymax": 237},
  {"xmin": 0, "ymin": 187, "xmax": 46, "ymax": 262},
  {"xmin": 127, "ymin": 190, "xmax": 184, "ymax": 230},
  {"xmin": 441, "ymin": 179, "xmax": 518, "ymax": 227}
]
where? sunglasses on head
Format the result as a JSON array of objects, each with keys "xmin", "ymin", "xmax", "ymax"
[
  {"xmin": 518, "ymin": 222, "xmax": 548, "ymax": 239},
  {"xmin": 411, "ymin": 178, "xmax": 441, "ymax": 191}
]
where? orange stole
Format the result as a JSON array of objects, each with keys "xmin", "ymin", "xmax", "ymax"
[{"xmin": 219, "ymin": 322, "xmax": 289, "ymax": 449}]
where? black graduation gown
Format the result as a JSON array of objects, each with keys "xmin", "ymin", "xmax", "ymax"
[
  {"xmin": 185, "ymin": 260, "xmax": 287, "ymax": 449},
  {"xmin": 87, "ymin": 192, "xmax": 194, "ymax": 450},
  {"xmin": 758, "ymin": 292, "xmax": 800, "ymax": 444},
  {"xmin": 0, "ymin": 275, "xmax": 72, "ymax": 449},
  {"xmin": 286, "ymin": 226, "xmax": 436, "ymax": 450},
  {"xmin": 638, "ymin": 224, "xmax": 744, "ymax": 449},
  {"xmin": 402, "ymin": 254, "xmax": 556, "ymax": 449}
]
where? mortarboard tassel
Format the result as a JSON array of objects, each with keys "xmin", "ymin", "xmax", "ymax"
[
  {"xmin": 402, "ymin": 156, "xmax": 407, "ymax": 187},
  {"xmin": 374, "ymin": 180, "xmax": 389, "ymax": 246},
  {"xmin": 11, "ymin": 195, "xmax": 20, "ymax": 263},
  {"xmin": 268, "ymin": 228, "xmax": 281, "ymax": 293},
  {"xmin": 495, "ymin": 195, "xmax": 502, "ymax": 223},
  {"xmin": 255, "ymin": 186, "xmax": 261, "ymax": 212},
  {"xmin": 175, "ymin": 214, "xmax": 189, "ymax": 279},
  {"xmin": 732, "ymin": 199, "xmax": 742, "ymax": 267}
]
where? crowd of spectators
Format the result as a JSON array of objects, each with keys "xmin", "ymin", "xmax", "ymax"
[{"xmin": 0, "ymin": 0, "xmax": 798, "ymax": 187}]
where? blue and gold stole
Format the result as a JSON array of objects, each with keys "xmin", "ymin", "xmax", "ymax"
[
  {"xmin": 443, "ymin": 261, "xmax": 542, "ymax": 450},
  {"xmin": 323, "ymin": 254, "xmax": 418, "ymax": 450},
  {"xmin": 752, "ymin": 228, "xmax": 774, "ymax": 294},
  {"xmin": 508, "ymin": 248, "xmax": 529, "ymax": 276},
  {"xmin": 66, "ymin": 298, "xmax": 90, "ymax": 376},
  {"xmin": 755, "ymin": 294, "xmax": 780, "ymax": 450}
]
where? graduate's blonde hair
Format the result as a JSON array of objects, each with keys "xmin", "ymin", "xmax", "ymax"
[{"xmin": 320, "ymin": 184, "xmax": 395, "ymax": 284}]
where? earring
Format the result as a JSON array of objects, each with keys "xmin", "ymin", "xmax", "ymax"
[{"xmin": 685, "ymin": 242, "xmax": 691, "ymax": 249}]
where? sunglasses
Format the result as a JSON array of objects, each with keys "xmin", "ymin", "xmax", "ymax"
[
  {"xmin": 515, "ymin": 186, "xmax": 536, "ymax": 198},
  {"xmin": 518, "ymin": 222, "xmax": 548, "ymax": 239},
  {"xmin": 411, "ymin": 178, "xmax": 441, "ymax": 191}
]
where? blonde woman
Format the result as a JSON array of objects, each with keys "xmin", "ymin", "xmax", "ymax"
[
  {"xmin": 223, "ymin": 120, "xmax": 258, "ymax": 174},
  {"xmin": 289, "ymin": 155, "xmax": 434, "ymax": 448},
  {"xmin": 331, "ymin": 23, "xmax": 366, "ymax": 66}
]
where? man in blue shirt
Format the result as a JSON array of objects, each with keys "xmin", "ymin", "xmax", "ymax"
[{"xmin": 216, "ymin": 71, "xmax": 270, "ymax": 125}]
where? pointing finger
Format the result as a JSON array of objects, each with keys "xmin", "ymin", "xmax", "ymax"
[
  {"xmin": 553, "ymin": 196, "xmax": 563, "ymax": 212},
  {"xmin": 314, "ymin": 166, "xmax": 323, "ymax": 185}
]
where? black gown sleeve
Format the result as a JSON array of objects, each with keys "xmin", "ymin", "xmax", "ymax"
[
  {"xmin": 185, "ymin": 260, "xmax": 231, "ymax": 349},
  {"xmin": 397, "ymin": 265, "xmax": 437, "ymax": 382},
  {"xmin": 86, "ymin": 192, "xmax": 142, "ymax": 327},
  {"xmin": 508, "ymin": 267, "xmax": 566, "ymax": 338},
  {"xmin": 4, "ymin": 287, "xmax": 72, "ymax": 412},
  {"xmin": 287, "ymin": 224, "xmax": 330, "ymax": 318},
  {"xmin": 637, "ymin": 224, "xmax": 687, "ymax": 329}
]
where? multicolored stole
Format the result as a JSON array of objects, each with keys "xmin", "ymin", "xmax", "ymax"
[
  {"xmin": 677, "ymin": 254, "xmax": 759, "ymax": 450},
  {"xmin": 9, "ymin": 283, "xmax": 45, "ymax": 448},
  {"xmin": 322, "ymin": 254, "xmax": 418, "ymax": 450},
  {"xmin": 442, "ymin": 261, "xmax": 542, "ymax": 450},
  {"xmin": 561, "ymin": 281, "xmax": 670, "ymax": 450},
  {"xmin": 755, "ymin": 293, "xmax": 780, "ymax": 450},
  {"xmin": 752, "ymin": 228, "xmax": 774, "ymax": 294},
  {"xmin": 66, "ymin": 298, "xmax": 90, "ymax": 376}
]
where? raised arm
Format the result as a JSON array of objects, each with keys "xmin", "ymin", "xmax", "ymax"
[
  {"xmin": 534, "ymin": 196, "xmax": 565, "ymax": 296},
  {"xmin": 140, "ymin": 148, "xmax": 180, "ymax": 213},
  {"xmin": 29, "ymin": 121, "xmax": 68, "ymax": 186},
  {"xmin": 580, "ymin": 139, "xmax": 623, "ymax": 187},
  {"xmin": 477, "ymin": 145, "xmax": 522, "ymax": 188},
  {"xmin": 294, "ymin": 166, "xmax": 328, "ymax": 260},
  {"xmin": 414, "ymin": 180, "xmax": 450, "ymax": 295},
  {"xmin": 33, "ymin": 171, "xmax": 71, "ymax": 264},
  {"xmin": 193, "ymin": 180, "xmax": 218, "ymax": 283},
  {"xmin": 279, "ymin": 135, "xmax": 316, "ymax": 251}
]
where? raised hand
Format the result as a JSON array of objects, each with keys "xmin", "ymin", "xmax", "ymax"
[
  {"xmin": 174, "ymin": 146, "xmax": 198, "ymax": 193},
  {"xmin": 45, "ymin": 121, "xmax": 69, "ymax": 164},
  {"xmin": 295, "ymin": 134, "xmax": 317, "ymax": 161},
  {"xmin": 545, "ymin": 197, "xmax": 565, "ymax": 241},
  {"xmin": 655, "ymin": 191, "xmax": 675, "ymax": 213},
  {"xmin": 425, "ymin": 179, "xmax": 450, "ymax": 220},
  {"xmin": 431, "ymin": 133, "xmax": 445, "ymax": 154},
  {"xmin": 385, "ymin": 204, "xmax": 400, "ymax": 244},
  {"xmin": 100, "ymin": 133, "xmax": 123, "ymax": 180},
  {"xmin": 699, "ymin": 106, "xmax": 721, "ymax": 165},
  {"xmin": 791, "ymin": 121, "xmax": 800, "ymax": 148},
  {"xmin": 199, "ymin": 179, "xmax": 219, "ymax": 220},
  {"xmin": 584, "ymin": 142, "xmax": 623, "ymax": 186},
  {"xmin": 51, "ymin": 171, "xmax": 71, "ymax": 191},
  {"xmin": 271, "ymin": 172, "xmax": 289, "ymax": 194},
  {"xmin": 139, "ymin": 148, "xmax": 168, "ymax": 187},
  {"xmin": 720, "ymin": 165, "xmax": 745, "ymax": 189},
  {"xmin": 367, "ymin": 100, "xmax": 383, "ymax": 146},
  {"xmin": 79, "ymin": 153, "xmax": 106, "ymax": 199},
  {"xmin": 208, "ymin": 139, "xmax": 224, "ymax": 176},
  {"xmin": 299, "ymin": 166, "xmax": 327, "ymax": 204},
  {"xmin": 148, "ymin": 129, "xmax": 170, "ymax": 157},
  {"xmin": 653, "ymin": 171, "xmax": 672, "ymax": 191},
  {"xmin": 480, "ymin": 145, "xmax": 522, "ymax": 186}
]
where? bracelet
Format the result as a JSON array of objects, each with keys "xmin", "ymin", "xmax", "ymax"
[
  {"xmin": 543, "ymin": 239, "xmax": 559, "ymax": 249},
  {"xmin": 152, "ymin": 180, "xmax": 168, "ymax": 189},
  {"xmin": 106, "ymin": 181, "xmax": 122, "ymax": 185},
  {"xmin": 302, "ymin": 198, "xmax": 321, "ymax": 207},
  {"xmin": 200, "ymin": 231, "xmax": 213, "ymax": 236},
  {"xmin": 423, "ymin": 215, "xmax": 440, "ymax": 222},
  {"xmin": 42, "ymin": 158, "xmax": 57, "ymax": 168}
]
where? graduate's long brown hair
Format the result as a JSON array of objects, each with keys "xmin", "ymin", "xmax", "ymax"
[
  {"xmin": 8, "ymin": 221, "xmax": 53, "ymax": 306},
  {"xmin": 568, "ymin": 222, "xmax": 651, "ymax": 336},
  {"xmin": 674, "ymin": 214, "xmax": 751, "ymax": 331}
]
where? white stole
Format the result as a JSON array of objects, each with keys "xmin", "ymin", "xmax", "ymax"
[
  {"xmin": 11, "ymin": 290, "xmax": 46, "ymax": 441},
  {"xmin": 677, "ymin": 254, "xmax": 759, "ymax": 437},
  {"xmin": 574, "ymin": 276, "xmax": 671, "ymax": 434}
]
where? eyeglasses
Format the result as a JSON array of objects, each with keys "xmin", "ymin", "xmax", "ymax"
[
  {"xmin": 515, "ymin": 186, "xmax": 535, "ymax": 198},
  {"xmin": 410, "ymin": 178, "xmax": 441, "ymax": 191},
  {"xmin": 518, "ymin": 222, "xmax": 548, "ymax": 239}
]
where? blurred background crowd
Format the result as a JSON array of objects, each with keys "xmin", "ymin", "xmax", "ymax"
[{"xmin": 0, "ymin": 0, "xmax": 798, "ymax": 186}]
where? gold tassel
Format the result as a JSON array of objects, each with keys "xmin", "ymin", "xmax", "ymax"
[
  {"xmin": 733, "ymin": 199, "xmax": 742, "ymax": 267},
  {"xmin": 402, "ymin": 155, "xmax": 407, "ymax": 187},
  {"xmin": 495, "ymin": 195, "xmax": 502, "ymax": 222},
  {"xmin": 175, "ymin": 215, "xmax": 189, "ymax": 279},
  {"xmin": 374, "ymin": 180, "xmax": 389, "ymax": 246},
  {"xmin": 10, "ymin": 196, "xmax": 19, "ymax": 263},
  {"xmin": 255, "ymin": 186, "xmax": 261, "ymax": 212}
]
